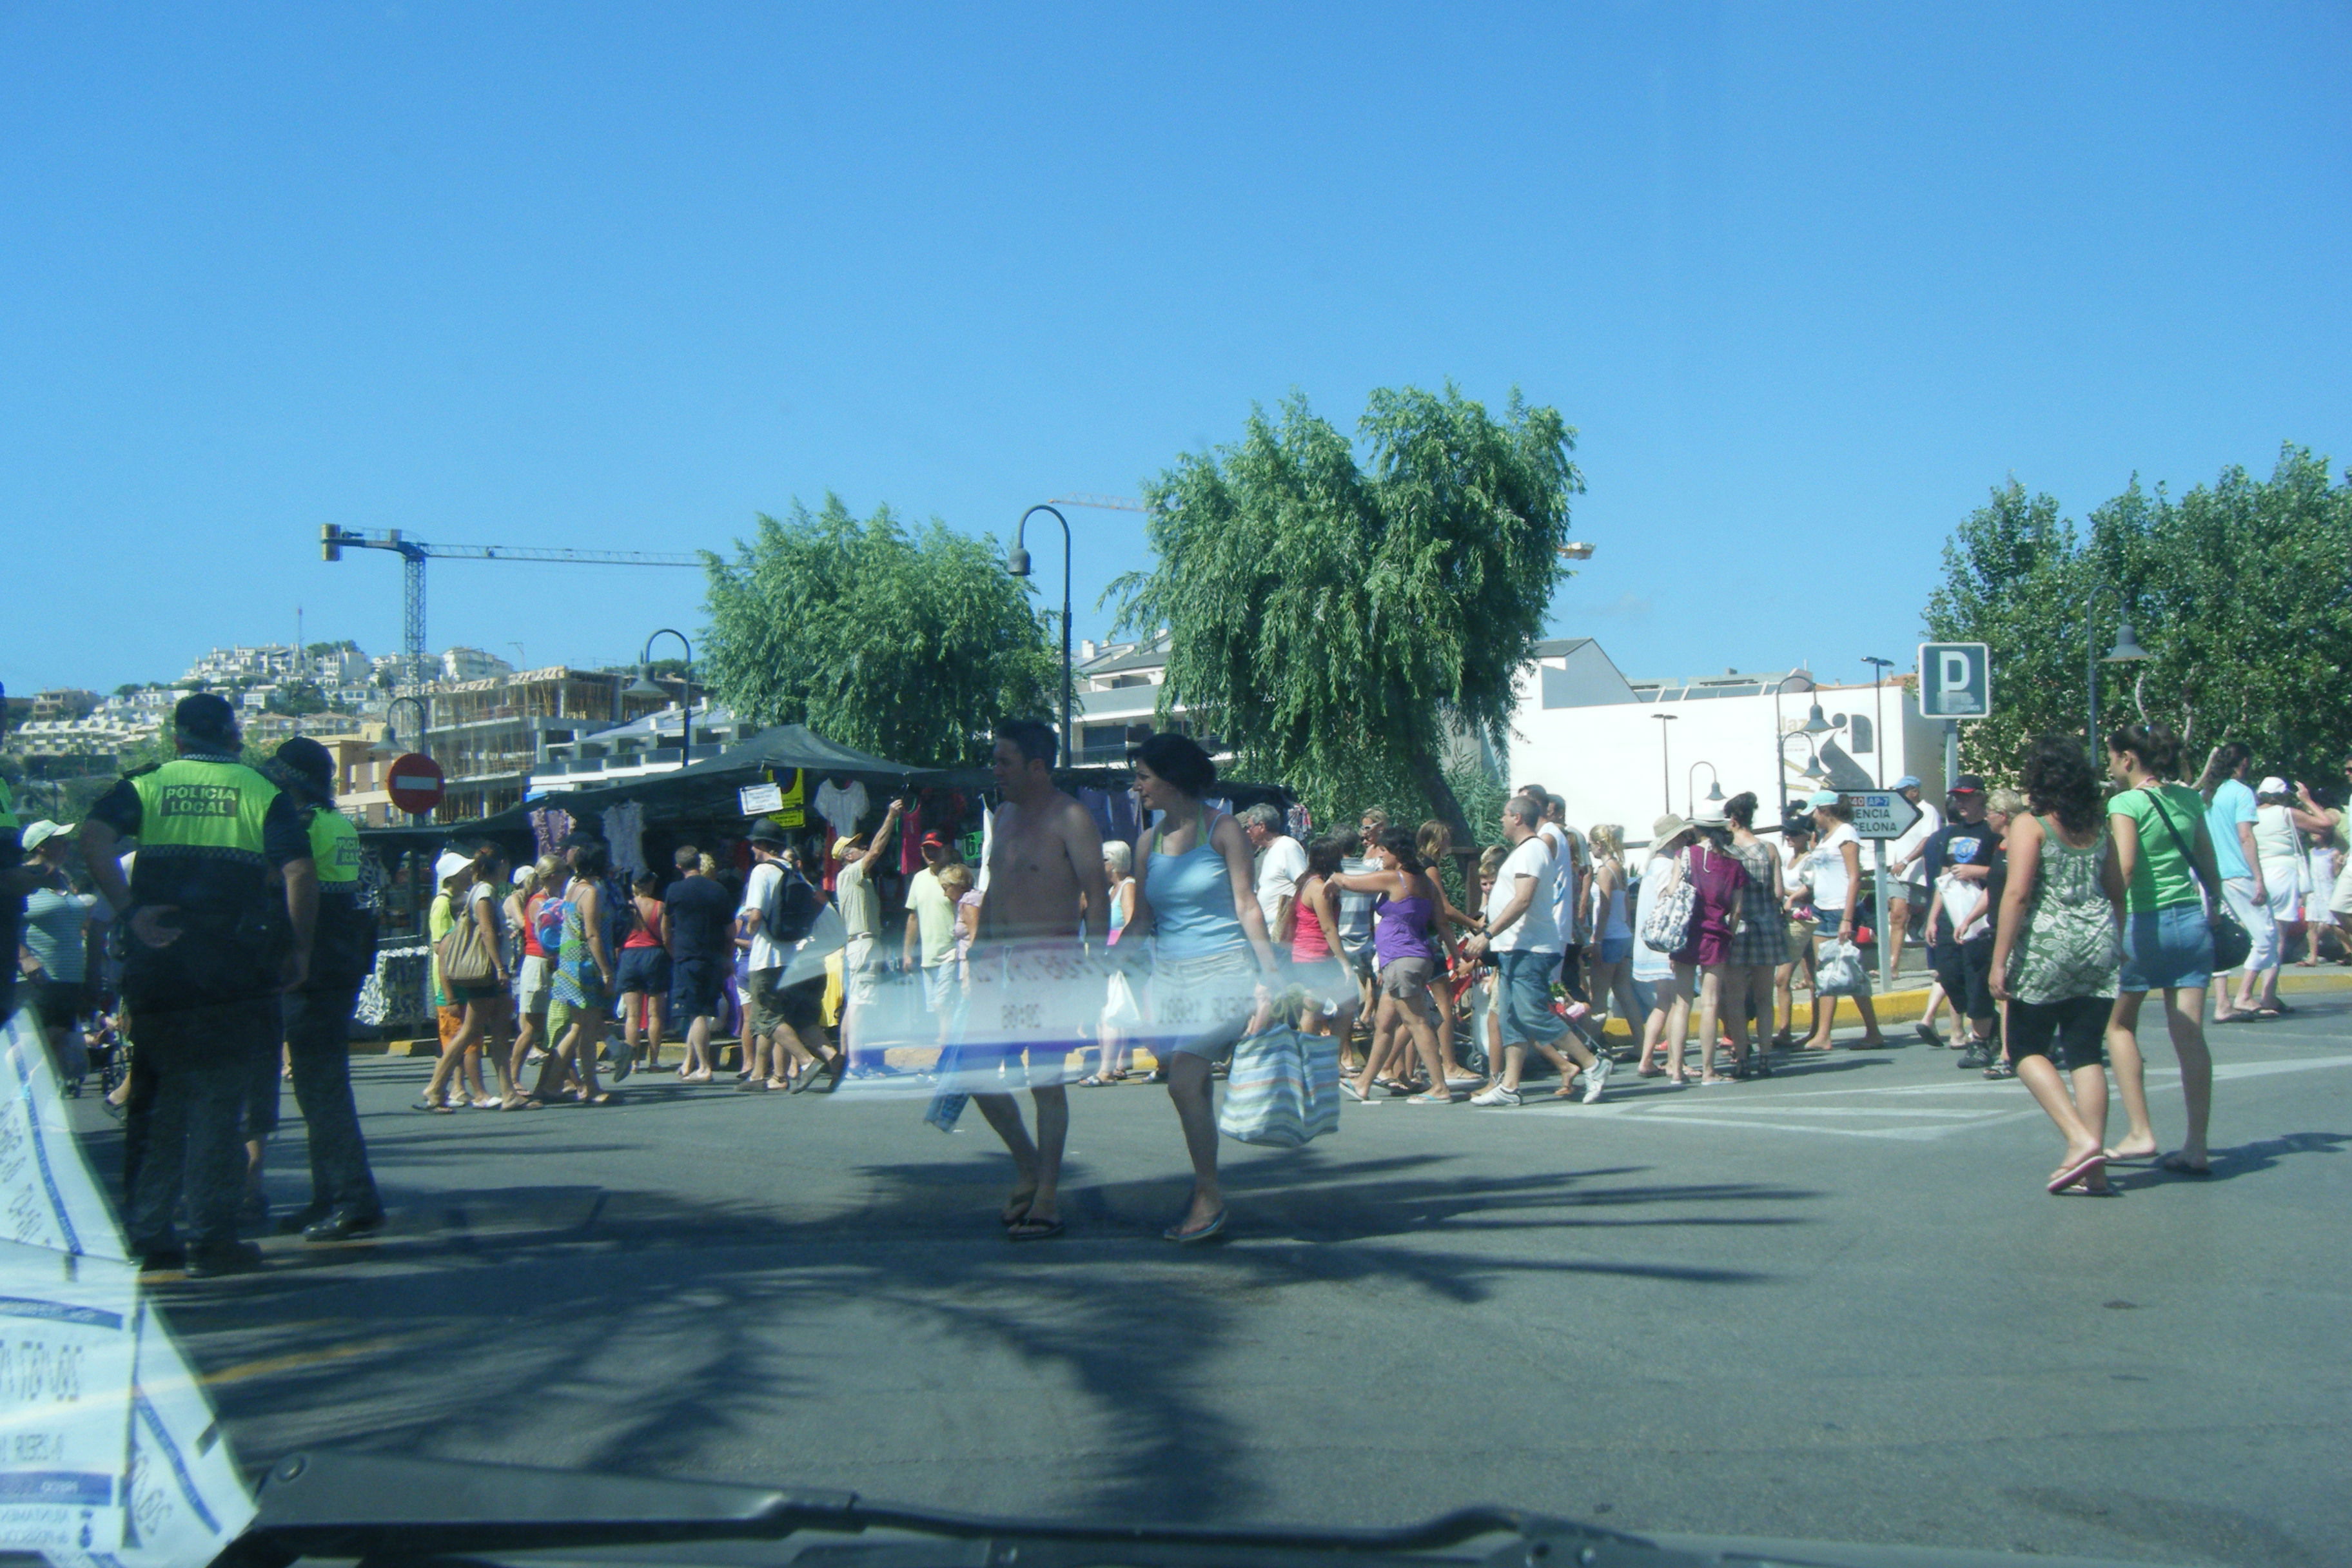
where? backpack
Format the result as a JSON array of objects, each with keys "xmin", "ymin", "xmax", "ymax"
[
  {"xmin": 533, "ymin": 889, "xmax": 569, "ymax": 956},
  {"xmin": 760, "ymin": 863, "xmax": 819, "ymax": 947}
]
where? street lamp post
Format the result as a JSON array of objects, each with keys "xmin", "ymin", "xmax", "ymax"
[
  {"xmin": 626, "ymin": 629, "xmax": 695, "ymax": 756},
  {"xmin": 1861, "ymin": 656, "xmax": 1894, "ymax": 787},
  {"xmin": 1769, "ymin": 670, "xmax": 1824, "ymax": 821},
  {"xmin": 2086, "ymin": 593, "xmax": 2151, "ymax": 761},
  {"xmin": 1651, "ymin": 712, "xmax": 1677, "ymax": 816},
  {"xmin": 1686, "ymin": 761, "xmax": 1724, "ymax": 820},
  {"xmin": 1008, "ymin": 505, "xmax": 1073, "ymax": 768}
]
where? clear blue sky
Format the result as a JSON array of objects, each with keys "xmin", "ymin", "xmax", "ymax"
[{"xmin": 5, "ymin": 3, "xmax": 2346, "ymax": 698}]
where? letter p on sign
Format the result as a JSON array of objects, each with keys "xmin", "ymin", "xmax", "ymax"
[{"xmin": 1918, "ymin": 642, "xmax": 1991, "ymax": 719}]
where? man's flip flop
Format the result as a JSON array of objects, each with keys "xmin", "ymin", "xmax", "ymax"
[
  {"xmin": 1006, "ymin": 1216, "xmax": 1064, "ymax": 1242},
  {"xmin": 2048, "ymin": 1152, "xmax": 2108, "ymax": 1193}
]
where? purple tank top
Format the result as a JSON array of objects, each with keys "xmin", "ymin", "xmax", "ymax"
[{"xmin": 1373, "ymin": 894, "xmax": 1435, "ymax": 964}]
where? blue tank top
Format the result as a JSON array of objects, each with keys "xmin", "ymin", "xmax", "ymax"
[{"xmin": 1148, "ymin": 830, "xmax": 1246, "ymax": 959}]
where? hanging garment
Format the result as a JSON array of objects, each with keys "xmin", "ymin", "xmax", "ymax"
[
  {"xmin": 602, "ymin": 802, "xmax": 648, "ymax": 881},
  {"xmin": 815, "ymin": 777, "xmax": 869, "ymax": 841}
]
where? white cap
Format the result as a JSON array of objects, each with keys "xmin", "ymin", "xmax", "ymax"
[
  {"xmin": 19, "ymin": 820, "xmax": 67, "ymax": 853},
  {"xmin": 2258, "ymin": 776, "xmax": 2289, "ymax": 796},
  {"xmin": 435, "ymin": 850, "xmax": 472, "ymax": 885}
]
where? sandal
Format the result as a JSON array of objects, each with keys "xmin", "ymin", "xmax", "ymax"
[{"xmin": 1404, "ymin": 1088, "xmax": 1455, "ymax": 1104}]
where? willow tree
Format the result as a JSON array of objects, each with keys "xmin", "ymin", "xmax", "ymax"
[
  {"xmin": 1110, "ymin": 385, "xmax": 1581, "ymax": 838},
  {"xmin": 702, "ymin": 496, "xmax": 1057, "ymax": 767}
]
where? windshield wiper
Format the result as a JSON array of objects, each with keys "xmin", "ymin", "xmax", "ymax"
[{"xmin": 226, "ymin": 1451, "xmax": 1703, "ymax": 1568}]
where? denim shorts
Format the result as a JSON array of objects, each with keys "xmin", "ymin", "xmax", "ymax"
[
  {"xmin": 2119, "ymin": 903, "xmax": 2214, "ymax": 994},
  {"xmin": 1599, "ymin": 935, "xmax": 1632, "ymax": 965},
  {"xmin": 1496, "ymin": 949, "xmax": 1565, "ymax": 1044}
]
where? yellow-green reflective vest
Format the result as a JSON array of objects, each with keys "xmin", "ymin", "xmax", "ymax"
[
  {"xmin": 128, "ymin": 757, "xmax": 280, "ymax": 872},
  {"xmin": 308, "ymin": 807, "xmax": 362, "ymax": 885},
  {"xmin": 0, "ymin": 776, "xmax": 18, "ymax": 832}
]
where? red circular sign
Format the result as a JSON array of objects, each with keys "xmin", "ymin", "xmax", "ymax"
[{"xmin": 386, "ymin": 752, "xmax": 446, "ymax": 816}]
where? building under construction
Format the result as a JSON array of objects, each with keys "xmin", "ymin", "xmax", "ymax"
[{"xmin": 423, "ymin": 665, "xmax": 695, "ymax": 821}]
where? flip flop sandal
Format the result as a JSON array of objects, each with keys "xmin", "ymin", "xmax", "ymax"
[
  {"xmin": 1006, "ymin": 1215, "xmax": 1065, "ymax": 1242},
  {"xmin": 2048, "ymin": 1152, "xmax": 2108, "ymax": 1193},
  {"xmin": 2157, "ymin": 1153, "xmax": 2213, "ymax": 1177},
  {"xmin": 1165, "ymin": 1208, "xmax": 1228, "ymax": 1244}
]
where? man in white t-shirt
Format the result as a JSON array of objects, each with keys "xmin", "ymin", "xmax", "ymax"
[
  {"xmin": 738, "ymin": 822, "xmax": 835, "ymax": 1090},
  {"xmin": 901, "ymin": 830, "xmax": 963, "ymax": 1017},
  {"xmin": 1240, "ymin": 804, "xmax": 1308, "ymax": 943},
  {"xmin": 1463, "ymin": 794, "xmax": 1610, "ymax": 1107}
]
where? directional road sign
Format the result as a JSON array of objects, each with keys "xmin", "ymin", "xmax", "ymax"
[
  {"xmin": 386, "ymin": 753, "xmax": 446, "ymax": 816},
  {"xmin": 1843, "ymin": 789, "xmax": 1923, "ymax": 841},
  {"xmin": 1918, "ymin": 642, "xmax": 1992, "ymax": 718}
]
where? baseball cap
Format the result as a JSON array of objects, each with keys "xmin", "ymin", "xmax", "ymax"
[
  {"xmin": 20, "ymin": 819, "xmax": 67, "ymax": 854},
  {"xmin": 1894, "ymin": 775, "xmax": 1922, "ymax": 790},
  {"xmin": 434, "ymin": 850, "xmax": 472, "ymax": 885},
  {"xmin": 1805, "ymin": 789, "xmax": 1841, "ymax": 808},
  {"xmin": 1948, "ymin": 774, "xmax": 1985, "ymax": 796},
  {"xmin": 831, "ymin": 834, "xmax": 864, "ymax": 861},
  {"xmin": 747, "ymin": 819, "xmax": 789, "ymax": 845},
  {"xmin": 920, "ymin": 830, "xmax": 949, "ymax": 849},
  {"xmin": 512, "ymin": 865, "xmax": 533, "ymax": 887},
  {"xmin": 2259, "ymin": 776, "xmax": 2289, "ymax": 795}
]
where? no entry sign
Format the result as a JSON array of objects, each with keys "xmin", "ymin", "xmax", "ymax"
[{"xmin": 386, "ymin": 752, "xmax": 446, "ymax": 816}]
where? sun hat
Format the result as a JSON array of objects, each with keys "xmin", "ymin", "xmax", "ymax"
[
  {"xmin": 20, "ymin": 820, "xmax": 67, "ymax": 854},
  {"xmin": 1652, "ymin": 812, "xmax": 1694, "ymax": 845},
  {"xmin": 747, "ymin": 819, "xmax": 789, "ymax": 845},
  {"xmin": 1691, "ymin": 798, "xmax": 1729, "ymax": 827},
  {"xmin": 831, "ymin": 834, "xmax": 865, "ymax": 860},
  {"xmin": 434, "ymin": 850, "xmax": 472, "ymax": 885}
]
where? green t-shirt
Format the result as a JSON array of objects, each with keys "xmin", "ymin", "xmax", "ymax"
[{"xmin": 2109, "ymin": 784, "xmax": 2206, "ymax": 914}]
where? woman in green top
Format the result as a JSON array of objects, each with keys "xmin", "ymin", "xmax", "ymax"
[
  {"xmin": 1992, "ymin": 738, "xmax": 2126, "ymax": 1193},
  {"xmin": 2103, "ymin": 722, "xmax": 2225, "ymax": 1176}
]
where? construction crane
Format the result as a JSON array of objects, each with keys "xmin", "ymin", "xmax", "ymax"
[
  {"xmin": 1046, "ymin": 493, "xmax": 1151, "ymax": 513},
  {"xmin": 318, "ymin": 525, "xmax": 704, "ymax": 698}
]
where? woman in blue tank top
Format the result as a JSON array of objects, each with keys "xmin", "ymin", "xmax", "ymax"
[{"xmin": 1127, "ymin": 734, "xmax": 1280, "ymax": 1244}]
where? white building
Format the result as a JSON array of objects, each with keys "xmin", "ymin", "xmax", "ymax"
[
  {"xmin": 524, "ymin": 701, "xmax": 754, "ymax": 795},
  {"xmin": 440, "ymin": 647, "xmax": 515, "ymax": 683},
  {"xmin": 1507, "ymin": 638, "xmax": 1946, "ymax": 848}
]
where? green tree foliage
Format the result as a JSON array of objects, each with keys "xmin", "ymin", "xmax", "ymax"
[
  {"xmin": 266, "ymin": 680, "xmax": 338, "ymax": 718},
  {"xmin": 701, "ymin": 496, "xmax": 1057, "ymax": 767},
  {"xmin": 1111, "ymin": 385, "xmax": 1580, "ymax": 838},
  {"xmin": 1925, "ymin": 446, "xmax": 2352, "ymax": 785}
]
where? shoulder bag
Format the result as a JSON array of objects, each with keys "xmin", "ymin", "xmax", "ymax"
[
  {"xmin": 436, "ymin": 892, "xmax": 498, "ymax": 987},
  {"xmin": 2141, "ymin": 787, "xmax": 2252, "ymax": 972},
  {"xmin": 1640, "ymin": 849, "xmax": 1695, "ymax": 954}
]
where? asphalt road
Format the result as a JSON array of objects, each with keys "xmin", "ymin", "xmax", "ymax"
[{"xmin": 75, "ymin": 992, "xmax": 2352, "ymax": 1568}]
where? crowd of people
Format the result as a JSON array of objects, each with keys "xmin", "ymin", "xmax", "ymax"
[{"xmin": 12, "ymin": 692, "xmax": 2352, "ymax": 1271}]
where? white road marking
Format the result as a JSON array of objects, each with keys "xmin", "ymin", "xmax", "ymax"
[{"xmin": 1475, "ymin": 1052, "xmax": 2352, "ymax": 1141}]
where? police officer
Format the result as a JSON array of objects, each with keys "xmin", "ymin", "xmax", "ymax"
[
  {"xmin": 80, "ymin": 693, "xmax": 316, "ymax": 1278},
  {"xmin": 266, "ymin": 737, "xmax": 385, "ymax": 1240}
]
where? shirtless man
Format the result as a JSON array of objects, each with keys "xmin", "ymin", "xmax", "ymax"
[{"xmin": 969, "ymin": 717, "xmax": 1109, "ymax": 1242}]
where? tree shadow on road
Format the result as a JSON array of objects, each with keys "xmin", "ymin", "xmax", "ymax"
[{"xmin": 99, "ymin": 1113, "xmax": 1820, "ymax": 1530}]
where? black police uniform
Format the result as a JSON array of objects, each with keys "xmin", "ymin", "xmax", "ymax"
[{"xmin": 86, "ymin": 746, "xmax": 311, "ymax": 1262}]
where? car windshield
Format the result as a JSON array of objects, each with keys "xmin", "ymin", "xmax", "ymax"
[{"xmin": 5, "ymin": 11, "xmax": 2347, "ymax": 1568}]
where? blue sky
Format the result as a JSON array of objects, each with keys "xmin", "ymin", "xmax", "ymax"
[{"xmin": 5, "ymin": 3, "xmax": 2346, "ymax": 698}]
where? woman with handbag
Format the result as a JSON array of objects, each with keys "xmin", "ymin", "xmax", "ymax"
[
  {"xmin": 1654, "ymin": 804, "xmax": 1748, "ymax": 1084},
  {"xmin": 1632, "ymin": 816, "xmax": 1696, "ymax": 1076},
  {"xmin": 1798, "ymin": 792, "xmax": 1888, "ymax": 1051},
  {"xmin": 1721, "ymin": 792, "xmax": 1785, "ymax": 1077},
  {"xmin": 422, "ymin": 841, "xmax": 514, "ymax": 1112},
  {"xmin": 2103, "ymin": 721, "xmax": 2227, "ymax": 1175}
]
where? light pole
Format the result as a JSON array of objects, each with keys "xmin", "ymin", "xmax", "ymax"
[
  {"xmin": 1008, "ymin": 504, "xmax": 1073, "ymax": 768},
  {"xmin": 1861, "ymin": 656, "xmax": 1894, "ymax": 787},
  {"xmin": 1770, "ymin": 674, "xmax": 1834, "ymax": 821},
  {"xmin": 1651, "ymin": 712, "xmax": 1677, "ymax": 816},
  {"xmin": 2086, "ymin": 592, "xmax": 2151, "ymax": 760},
  {"xmin": 1686, "ymin": 761, "xmax": 1723, "ymax": 820},
  {"xmin": 384, "ymin": 694, "xmax": 426, "ymax": 754},
  {"xmin": 626, "ymin": 629, "xmax": 695, "ymax": 756}
]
